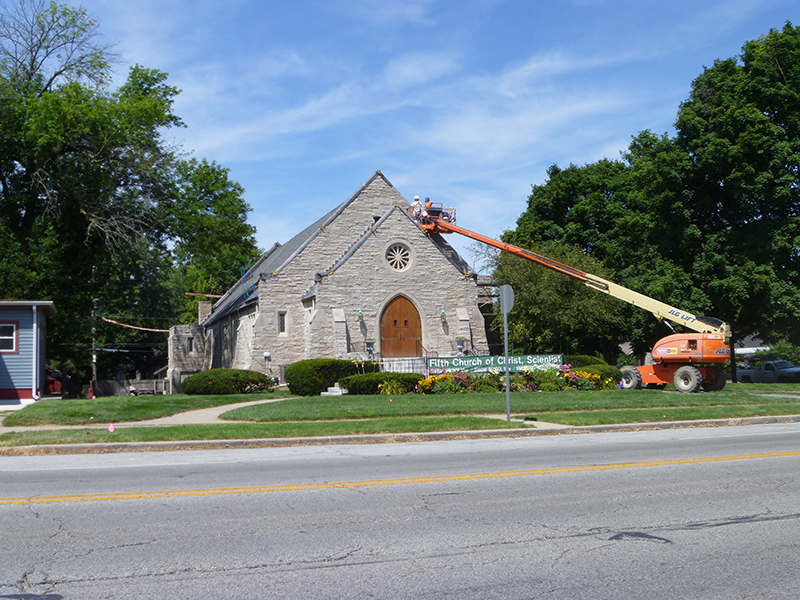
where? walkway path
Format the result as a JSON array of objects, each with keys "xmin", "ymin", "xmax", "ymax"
[
  {"xmin": 0, "ymin": 398, "xmax": 570, "ymax": 436},
  {"xmin": 0, "ymin": 398, "xmax": 294, "ymax": 435}
]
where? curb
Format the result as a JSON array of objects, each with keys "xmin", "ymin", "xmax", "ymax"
[{"xmin": 3, "ymin": 414, "xmax": 800, "ymax": 456}]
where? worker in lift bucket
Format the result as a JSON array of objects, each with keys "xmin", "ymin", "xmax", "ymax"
[
  {"xmin": 409, "ymin": 195, "xmax": 423, "ymax": 224},
  {"xmin": 420, "ymin": 197, "xmax": 433, "ymax": 224}
]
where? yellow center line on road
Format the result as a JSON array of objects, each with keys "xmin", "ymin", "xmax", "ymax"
[{"xmin": 3, "ymin": 450, "xmax": 799, "ymax": 506}]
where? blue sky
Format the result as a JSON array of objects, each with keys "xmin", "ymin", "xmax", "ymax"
[{"xmin": 81, "ymin": 0, "xmax": 798, "ymax": 266}]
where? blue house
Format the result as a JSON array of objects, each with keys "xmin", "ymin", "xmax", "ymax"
[{"xmin": 0, "ymin": 300, "xmax": 56, "ymax": 407}]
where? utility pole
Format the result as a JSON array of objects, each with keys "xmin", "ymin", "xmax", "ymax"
[{"xmin": 91, "ymin": 266, "xmax": 98, "ymax": 392}]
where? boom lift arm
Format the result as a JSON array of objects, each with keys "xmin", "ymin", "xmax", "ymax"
[
  {"xmin": 419, "ymin": 204, "xmax": 731, "ymax": 393},
  {"xmin": 422, "ymin": 217, "xmax": 731, "ymax": 342}
]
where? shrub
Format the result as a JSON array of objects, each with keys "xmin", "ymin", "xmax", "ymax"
[
  {"xmin": 564, "ymin": 355, "xmax": 607, "ymax": 367},
  {"xmin": 616, "ymin": 353, "xmax": 637, "ymax": 367},
  {"xmin": 181, "ymin": 369, "xmax": 272, "ymax": 395},
  {"xmin": 432, "ymin": 376, "xmax": 468, "ymax": 394},
  {"xmin": 338, "ymin": 372, "xmax": 423, "ymax": 395},
  {"xmin": 517, "ymin": 365, "xmax": 568, "ymax": 391},
  {"xmin": 284, "ymin": 358, "xmax": 380, "ymax": 396},
  {"xmin": 416, "ymin": 373, "xmax": 452, "ymax": 393},
  {"xmin": 469, "ymin": 372, "xmax": 503, "ymax": 392},
  {"xmin": 574, "ymin": 365, "xmax": 622, "ymax": 390},
  {"xmin": 378, "ymin": 378, "xmax": 407, "ymax": 395},
  {"xmin": 416, "ymin": 371, "xmax": 503, "ymax": 394}
]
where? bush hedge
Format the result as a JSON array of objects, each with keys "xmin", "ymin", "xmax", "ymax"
[
  {"xmin": 564, "ymin": 355, "xmax": 607, "ymax": 367},
  {"xmin": 577, "ymin": 364, "xmax": 622, "ymax": 383},
  {"xmin": 284, "ymin": 358, "xmax": 380, "ymax": 396},
  {"xmin": 181, "ymin": 369, "xmax": 272, "ymax": 395},
  {"xmin": 339, "ymin": 372, "xmax": 424, "ymax": 395}
]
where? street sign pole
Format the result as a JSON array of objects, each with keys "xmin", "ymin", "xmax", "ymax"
[{"xmin": 499, "ymin": 285, "xmax": 515, "ymax": 421}]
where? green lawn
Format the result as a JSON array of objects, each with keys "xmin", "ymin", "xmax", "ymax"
[
  {"xmin": 1, "ymin": 383, "xmax": 799, "ymax": 447},
  {"xmin": 0, "ymin": 416, "xmax": 524, "ymax": 447},
  {"xmin": 1, "ymin": 390, "xmax": 292, "ymax": 426},
  {"xmin": 220, "ymin": 385, "xmax": 800, "ymax": 422}
]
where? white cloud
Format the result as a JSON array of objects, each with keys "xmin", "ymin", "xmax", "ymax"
[{"xmin": 381, "ymin": 52, "xmax": 460, "ymax": 91}]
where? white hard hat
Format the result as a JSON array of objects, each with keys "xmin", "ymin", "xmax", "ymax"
[{"xmin": 414, "ymin": 195, "xmax": 419, "ymax": 200}]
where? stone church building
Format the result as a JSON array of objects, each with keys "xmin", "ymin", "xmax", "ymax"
[{"xmin": 167, "ymin": 171, "xmax": 492, "ymax": 390}]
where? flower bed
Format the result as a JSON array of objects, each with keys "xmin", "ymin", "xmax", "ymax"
[{"xmin": 414, "ymin": 364, "xmax": 620, "ymax": 394}]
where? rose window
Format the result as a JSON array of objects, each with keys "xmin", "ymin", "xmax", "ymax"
[{"xmin": 386, "ymin": 244, "xmax": 411, "ymax": 271}]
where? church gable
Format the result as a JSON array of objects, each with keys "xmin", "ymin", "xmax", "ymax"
[
  {"xmin": 170, "ymin": 171, "xmax": 491, "ymax": 389},
  {"xmin": 277, "ymin": 171, "xmax": 408, "ymax": 278},
  {"xmin": 314, "ymin": 207, "xmax": 487, "ymax": 358},
  {"xmin": 279, "ymin": 172, "xmax": 474, "ymax": 284}
]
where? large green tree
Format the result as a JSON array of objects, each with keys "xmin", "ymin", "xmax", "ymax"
[
  {"xmin": 500, "ymin": 23, "xmax": 800, "ymax": 355},
  {"xmin": 166, "ymin": 158, "xmax": 262, "ymax": 324},
  {"xmin": 0, "ymin": 0, "xmax": 260, "ymax": 380},
  {"xmin": 674, "ymin": 22, "xmax": 800, "ymax": 344}
]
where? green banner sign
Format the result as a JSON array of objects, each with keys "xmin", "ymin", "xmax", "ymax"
[{"xmin": 427, "ymin": 354, "xmax": 563, "ymax": 374}]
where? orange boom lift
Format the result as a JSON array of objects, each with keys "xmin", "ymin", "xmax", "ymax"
[{"xmin": 419, "ymin": 203, "xmax": 731, "ymax": 392}]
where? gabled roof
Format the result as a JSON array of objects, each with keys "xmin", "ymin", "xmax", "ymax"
[
  {"xmin": 204, "ymin": 171, "xmax": 391, "ymax": 325},
  {"xmin": 203, "ymin": 170, "xmax": 476, "ymax": 326}
]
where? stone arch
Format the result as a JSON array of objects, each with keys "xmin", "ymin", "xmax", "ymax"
[{"xmin": 380, "ymin": 295, "xmax": 422, "ymax": 357}]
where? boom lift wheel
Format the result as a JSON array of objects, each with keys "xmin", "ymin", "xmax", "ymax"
[
  {"xmin": 701, "ymin": 365, "xmax": 727, "ymax": 392},
  {"xmin": 674, "ymin": 365, "xmax": 703, "ymax": 393},
  {"xmin": 619, "ymin": 366, "xmax": 642, "ymax": 390}
]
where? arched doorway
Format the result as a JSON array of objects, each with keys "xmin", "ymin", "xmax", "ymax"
[{"xmin": 380, "ymin": 296, "xmax": 422, "ymax": 357}]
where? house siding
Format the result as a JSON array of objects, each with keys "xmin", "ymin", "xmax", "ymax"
[
  {"xmin": 0, "ymin": 310, "xmax": 33, "ymax": 393},
  {"xmin": 0, "ymin": 303, "xmax": 53, "ymax": 402}
]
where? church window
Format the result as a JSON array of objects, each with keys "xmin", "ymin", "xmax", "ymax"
[
  {"xmin": 278, "ymin": 311, "xmax": 287, "ymax": 334},
  {"xmin": 386, "ymin": 243, "xmax": 411, "ymax": 271}
]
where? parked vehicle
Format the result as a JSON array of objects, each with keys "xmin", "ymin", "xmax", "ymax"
[{"xmin": 737, "ymin": 360, "xmax": 800, "ymax": 383}]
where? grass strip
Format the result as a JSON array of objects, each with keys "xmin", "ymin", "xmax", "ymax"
[
  {"xmin": 4, "ymin": 385, "xmax": 800, "ymax": 427},
  {"xmin": 0, "ymin": 417, "xmax": 523, "ymax": 447},
  {"xmin": 529, "ymin": 403, "xmax": 800, "ymax": 426},
  {"xmin": 2, "ymin": 391, "xmax": 291, "ymax": 426},
  {"xmin": 221, "ymin": 387, "xmax": 800, "ymax": 421}
]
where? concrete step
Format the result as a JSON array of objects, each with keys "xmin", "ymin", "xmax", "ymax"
[{"xmin": 320, "ymin": 383, "xmax": 348, "ymax": 396}]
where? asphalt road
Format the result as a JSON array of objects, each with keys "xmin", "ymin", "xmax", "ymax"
[{"xmin": 2, "ymin": 423, "xmax": 800, "ymax": 599}]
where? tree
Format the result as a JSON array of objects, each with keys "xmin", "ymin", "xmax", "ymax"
[
  {"xmin": 674, "ymin": 22, "xmax": 800, "ymax": 344},
  {"xmin": 0, "ymin": 0, "xmax": 116, "ymax": 92},
  {"xmin": 499, "ymin": 23, "xmax": 800, "ymax": 354},
  {"xmin": 491, "ymin": 241, "xmax": 628, "ymax": 361},
  {"xmin": 166, "ymin": 158, "xmax": 261, "ymax": 323},
  {"xmin": 0, "ymin": 0, "xmax": 260, "ymax": 380}
]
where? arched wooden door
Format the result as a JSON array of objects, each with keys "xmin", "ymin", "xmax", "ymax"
[{"xmin": 380, "ymin": 296, "xmax": 422, "ymax": 357}]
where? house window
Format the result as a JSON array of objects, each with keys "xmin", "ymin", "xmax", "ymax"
[
  {"xmin": 0, "ymin": 322, "xmax": 18, "ymax": 353},
  {"xmin": 278, "ymin": 311, "xmax": 287, "ymax": 334},
  {"xmin": 187, "ymin": 337, "xmax": 194, "ymax": 353}
]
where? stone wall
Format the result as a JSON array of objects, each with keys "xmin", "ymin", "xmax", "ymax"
[
  {"xmin": 315, "ymin": 209, "xmax": 489, "ymax": 359},
  {"xmin": 248, "ymin": 203, "xmax": 489, "ymax": 375},
  {"xmin": 167, "ymin": 324, "xmax": 207, "ymax": 394}
]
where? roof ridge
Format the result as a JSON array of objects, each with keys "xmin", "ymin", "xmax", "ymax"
[
  {"xmin": 201, "ymin": 170, "xmax": 399, "ymax": 325},
  {"xmin": 269, "ymin": 170, "xmax": 390, "ymax": 277},
  {"xmin": 317, "ymin": 203, "xmax": 402, "ymax": 280}
]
